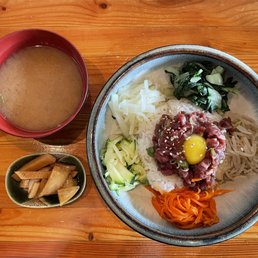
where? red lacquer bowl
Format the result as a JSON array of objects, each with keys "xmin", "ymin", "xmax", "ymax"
[{"xmin": 0, "ymin": 29, "xmax": 88, "ymax": 138}]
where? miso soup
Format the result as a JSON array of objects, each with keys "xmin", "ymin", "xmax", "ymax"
[{"xmin": 0, "ymin": 46, "xmax": 83, "ymax": 131}]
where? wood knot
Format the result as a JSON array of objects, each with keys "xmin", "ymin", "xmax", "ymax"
[
  {"xmin": 99, "ymin": 2, "xmax": 108, "ymax": 9},
  {"xmin": 88, "ymin": 232, "xmax": 94, "ymax": 241},
  {"xmin": 1, "ymin": 6, "xmax": 6, "ymax": 11}
]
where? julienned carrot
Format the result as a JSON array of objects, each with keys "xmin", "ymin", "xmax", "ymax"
[{"xmin": 150, "ymin": 187, "xmax": 231, "ymax": 229}]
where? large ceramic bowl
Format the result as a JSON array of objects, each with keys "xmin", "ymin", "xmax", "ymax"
[
  {"xmin": 0, "ymin": 29, "xmax": 88, "ymax": 138},
  {"xmin": 87, "ymin": 45, "xmax": 258, "ymax": 246}
]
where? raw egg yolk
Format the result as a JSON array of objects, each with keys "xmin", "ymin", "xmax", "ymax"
[{"xmin": 183, "ymin": 135, "xmax": 207, "ymax": 165}]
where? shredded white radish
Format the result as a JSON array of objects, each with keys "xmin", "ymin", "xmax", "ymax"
[{"xmin": 108, "ymin": 80, "xmax": 166, "ymax": 137}]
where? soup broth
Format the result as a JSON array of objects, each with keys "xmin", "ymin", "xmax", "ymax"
[{"xmin": 0, "ymin": 46, "xmax": 83, "ymax": 131}]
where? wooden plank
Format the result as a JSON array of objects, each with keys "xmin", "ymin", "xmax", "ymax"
[
  {"xmin": 0, "ymin": 239, "xmax": 258, "ymax": 258},
  {"xmin": 0, "ymin": 0, "xmax": 257, "ymax": 28}
]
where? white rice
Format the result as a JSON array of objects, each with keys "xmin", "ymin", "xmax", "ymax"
[{"xmin": 137, "ymin": 98, "xmax": 222, "ymax": 193}]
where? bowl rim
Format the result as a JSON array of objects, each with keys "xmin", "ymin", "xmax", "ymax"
[
  {"xmin": 87, "ymin": 44, "xmax": 258, "ymax": 246},
  {"xmin": 0, "ymin": 28, "xmax": 88, "ymax": 138},
  {"xmin": 5, "ymin": 152, "xmax": 87, "ymax": 208}
]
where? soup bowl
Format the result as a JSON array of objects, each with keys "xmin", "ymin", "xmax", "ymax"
[
  {"xmin": 87, "ymin": 44, "xmax": 258, "ymax": 246},
  {"xmin": 0, "ymin": 29, "xmax": 88, "ymax": 138}
]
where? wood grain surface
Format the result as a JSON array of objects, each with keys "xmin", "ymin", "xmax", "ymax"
[{"xmin": 0, "ymin": 0, "xmax": 257, "ymax": 257}]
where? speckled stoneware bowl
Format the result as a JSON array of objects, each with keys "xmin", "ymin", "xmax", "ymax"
[
  {"xmin": 87, "ymin": 45, "xmax": 258, "ymax": 246},
  {"xmin": 5, "ymin": 153, "xmax": 86, "ymax": 208}
]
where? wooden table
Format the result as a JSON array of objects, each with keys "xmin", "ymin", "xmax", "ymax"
[{"xmin": 0, "ymin": 1, "xmax": 257, "ymax": 257}]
